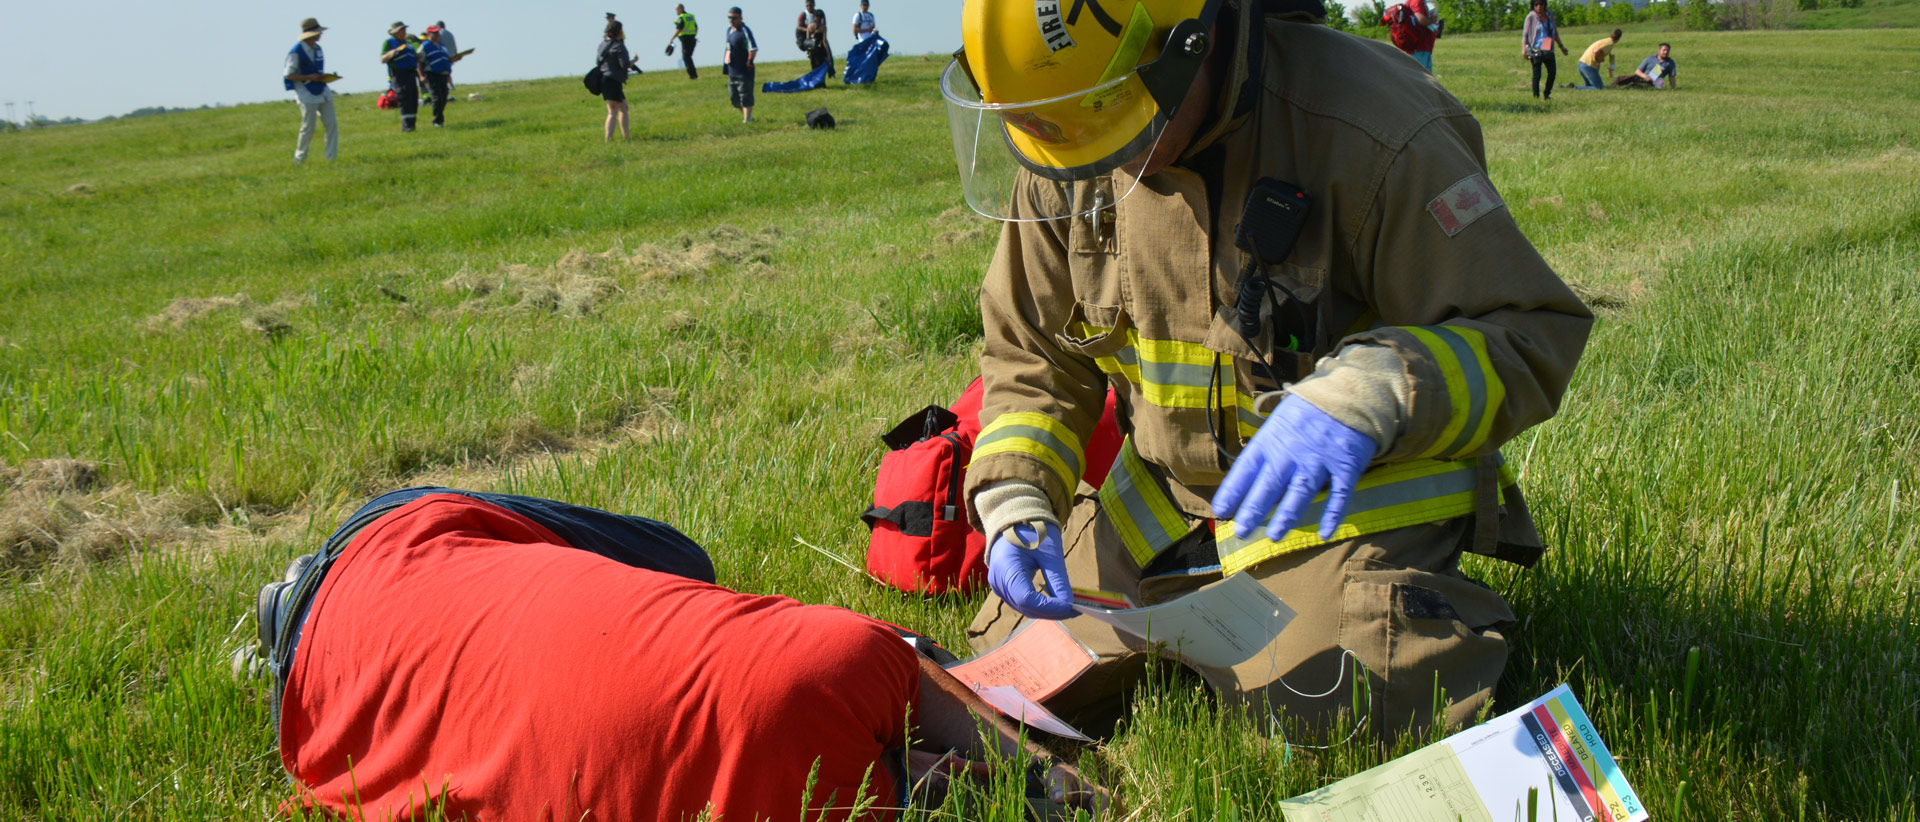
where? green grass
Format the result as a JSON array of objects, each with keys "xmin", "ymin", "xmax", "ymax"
[{"xmin": 3, "ymin": 23, "xmax": 1919, "ymax": 821}]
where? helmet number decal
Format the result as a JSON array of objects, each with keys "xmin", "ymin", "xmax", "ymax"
[{"xmin": 1035, "ymin": 1, "xmax": 1078, "ymax": 52}]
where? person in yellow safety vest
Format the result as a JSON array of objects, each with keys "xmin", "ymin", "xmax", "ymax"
[
  {"xmin": 943, "ymin": 0, "xmax": 1592, "ymax": 738},
  {"xmin": 669, "ymin": 4, "xmax": 700, "ymax": 79}
]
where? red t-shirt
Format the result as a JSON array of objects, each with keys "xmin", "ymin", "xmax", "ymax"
[
  {"xmin": 282, "ymin": 494, "xmax": 921, "ymax": 821},
  {"xmin": 1399, "ymin": 0, "xmax": 1438, "ymax": 53}
]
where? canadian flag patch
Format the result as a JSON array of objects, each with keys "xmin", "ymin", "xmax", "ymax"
[{"xmin": 1426, "ymin": 173, "xmax": 1505, "ymax": 237}]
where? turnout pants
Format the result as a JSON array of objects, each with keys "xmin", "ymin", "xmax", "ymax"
[
  {"xmin": 294, "ymin": 96, "xmax": 337, "ymax": 162},
  {"xmin": 967, "ymin": 493, "xmax": 1515, "ymax": 740},
  {"xmin": 680, "ymin": 35, "xmax": 698, "ymax": 78},
  {"xmin": 392, "ymin": 70, "xmax": 419, "ymax": 130},
  {"xmin": 423, "ymin": 73, "xmax": 450, "ymax": 125}
]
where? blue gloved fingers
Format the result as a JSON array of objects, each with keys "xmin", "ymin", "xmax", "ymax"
[
  {"xmin": 1210, "ymin": 439, "xmax": 1263, "ymax": 520},
  {"xmin": 1266, "ymin": 466, "xmax": 1330, "ymax": 542},
  {"xmin": 1229, "ymin": 453, "xmax": 1296, "ymax": 539},
  {"xmin": 1030, "ymin": 528, "xmax": 1076, "ymax": 620},
  {"xmin": 986, "ymin": 539, "xmax": 1040, "ymax": 611},
  {"xmin": 990, "ymin": 523, "xmax": 1074, "ymax": 620},
  {"xmin": 1318, "ymin": 456, "xmax": 1366, "ymax": 540}
]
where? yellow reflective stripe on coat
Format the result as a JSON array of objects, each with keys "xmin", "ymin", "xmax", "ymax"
[
  {"xmin": 1097, "ymin": 437, "xmax": 1195, "ymax": 566},
  {"xmin": 1216, "ymin": 457, "xmax": 1485, "ymax": 577},
  {"xmin": 1403, "ymin": 325, "xmax": 1507, "ymax": 459},
  {"xmin": 1070, "ymin": 324, "xmax": 1220, "ymax": 409},
  {"xmin": 974, "ymin": 412, "xmax": 1086, "ymax": 493},
  {"xmin": 1236, "ymin": 391, "xmax": 1266, "ymax": 439}
]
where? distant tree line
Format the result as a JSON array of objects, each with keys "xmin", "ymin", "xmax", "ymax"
[
  {"xmin": 1, "ymin": 102, "xmax": 231, "ymax": 133},
  {"xmin": 1324, "ymin": 0, "xmax": 1844, "ymax": 34}
]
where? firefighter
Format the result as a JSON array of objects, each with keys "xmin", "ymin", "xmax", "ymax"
[{"xmin": 943, "ymin": 0, "xmax": 1592, "ymax": 737}]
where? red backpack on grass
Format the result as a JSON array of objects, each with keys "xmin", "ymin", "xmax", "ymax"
[{"xmin": 862, "ymin": 378, "xmax": 1120, "ymax": 595}]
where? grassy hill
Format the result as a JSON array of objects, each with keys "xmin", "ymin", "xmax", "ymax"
[{"xmin": 2, "ymin": 23, "xmax": 1918, "ymax": 821}]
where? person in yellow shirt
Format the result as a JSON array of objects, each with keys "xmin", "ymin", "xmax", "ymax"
[{"xmin": 1570, "ymin": 29, "xmax": 1622, "ymax": 90}]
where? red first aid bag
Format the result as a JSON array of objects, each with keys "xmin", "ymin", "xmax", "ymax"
[{"xmin": 862, "ymin": 379, "xmax": 1121, "ymax": 595}]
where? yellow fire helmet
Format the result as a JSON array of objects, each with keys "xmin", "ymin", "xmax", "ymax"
[{"xmin": 942, "ymin": 0, "xmax": 1222, "ymax": 221}]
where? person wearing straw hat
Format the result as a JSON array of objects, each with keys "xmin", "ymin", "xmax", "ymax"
[
  {"xmin": 284, "ymin": 18, "xmax": 338, "ymax": 162},
  {"xmin": 379, "ymin": 21, "xmax": 421, "ymax": 131}
]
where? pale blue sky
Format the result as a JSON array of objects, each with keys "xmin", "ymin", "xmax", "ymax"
[{"xmin": 0, "ymin": 1, "xmax": 959, "ymax": 122}]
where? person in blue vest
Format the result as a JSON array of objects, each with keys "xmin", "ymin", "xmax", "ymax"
[
  {"xmin": 419, "ymin": 26, "xmax": 454, "ymax": 127},
  {"xmin": 379, "ymin": 21, "xmax": 421, "ymax": 132},
  {"xmin": 284, "ymin": 18, "xmax": 337, "ymax": 163}
]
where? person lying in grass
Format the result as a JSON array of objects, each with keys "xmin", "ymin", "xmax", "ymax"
[
  {"xmin": 244, "ymin": 486, "xmax": 1106, "ymax": 820},
  {"xmin": 1617, "ymin": 42, "xmax": 1679, "ymax": 88}
]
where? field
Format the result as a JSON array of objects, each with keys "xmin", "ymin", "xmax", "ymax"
[{"xmin": 2, "ymin": 19, "xmax": 1918, "ymax": 821}]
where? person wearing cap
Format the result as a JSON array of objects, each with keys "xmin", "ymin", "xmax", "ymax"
[
  {"xmin": 851, "ymin": 0, "xmax": 877, "ymax": 43},
  {"xmin": 668, "ymin": 4, "xmax": 699, "ymax": 80},
  {"xmin": 284, "ymin": 18, "xmax": 337, "ymax": 162},
  {"xmin": 419, "ymin": 27, "xmax": 453, "ymax": 127},
  {"xmin": 244, "ymin": 487, "xmax": 1106, "ymax": 820},
  {"xmin": 944, "ymin": 0, "xmax": 1591, "ymax": 739},
  {"xmin": 723, "ymin": 7, "xmax": 758, "ymax": 123},
  {"xmin": 433, "ymin": 20, "xmax": 459, "ymax": 93},
  {"xmin": 379, "ymin": 22, "xmax": 421, "ymax": 131}
]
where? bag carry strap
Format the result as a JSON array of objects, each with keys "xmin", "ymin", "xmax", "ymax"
[{"xmin": 862, "ymin": 502, "xmax": 934, "ymax": 538}]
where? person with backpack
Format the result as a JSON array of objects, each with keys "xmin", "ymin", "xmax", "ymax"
[
  {"xmin": 1521, "ymin": 0, "xmax": 1569, "ymax": 101},
  {"xmin": 418, "ymin": 26, "xmax": 454, "ymax": 127},
  {"xmin": 284, "ymin": 18, "xmax": 337, "ymax": 163},
  {"xmin": 939, "ymin": 0, "xmax": 1591, "ymax": 740},
  {"xmin": 852, "ymin": 0, "xmax": 877, "ymax": 43},
  {"xmin": 379, "ymin": 22, "xmax": 421, "ymax": 131},
  {"xmin": 1384, "ymin": 0, "xmax": 1440, "ymax": 74},
  {"xmin": 244, "ymin": 488, "xmax": 1106, "ymax": 820},
  {"xmin": 598, "ymin": 20, "xmax": 637, "ymax": 140}
]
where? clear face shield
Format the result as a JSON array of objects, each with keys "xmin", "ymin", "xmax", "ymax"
[
  {"xmin": 940, "ymin": 14, "xmax": 1216, "ymax": 223},
  {"xmin": 941, "ymin": 62, "xmax": 1168, "ymax": 223}
]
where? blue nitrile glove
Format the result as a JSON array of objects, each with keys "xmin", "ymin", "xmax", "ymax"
[
  {"xmin": 986, "ymin": 522, "xmax": 1074, "ymax": 620},
  {"xmin": 1211, "ymin": 394, "xmax": 1379, "ymax": 542}
]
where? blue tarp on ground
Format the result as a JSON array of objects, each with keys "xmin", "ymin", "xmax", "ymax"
[
  {"xmin": 762, "ymin": 61, "xmax": 830, "ymax": 94},
  {"xmin": 844, "ymin": 35, "xmax": 889, "ymax": 85}
]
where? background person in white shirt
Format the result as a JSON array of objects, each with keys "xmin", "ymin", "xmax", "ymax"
[
  {"xmin": 851, "ymin": 1, "xmax": 875, "ymax": 42},
  {"xmin": 283, "ymin": 18, "xmax": 337, "ymax": 163}
]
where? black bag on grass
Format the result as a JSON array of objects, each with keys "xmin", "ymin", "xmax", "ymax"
[{"xmin": 805, "ymin": 107, "xmax": 835, "ymax": 129}]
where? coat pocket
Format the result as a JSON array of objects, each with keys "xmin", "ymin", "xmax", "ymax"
[{"xmin": 1055, "ymin": 301, "xmax": 1132, "ymax": 360}]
